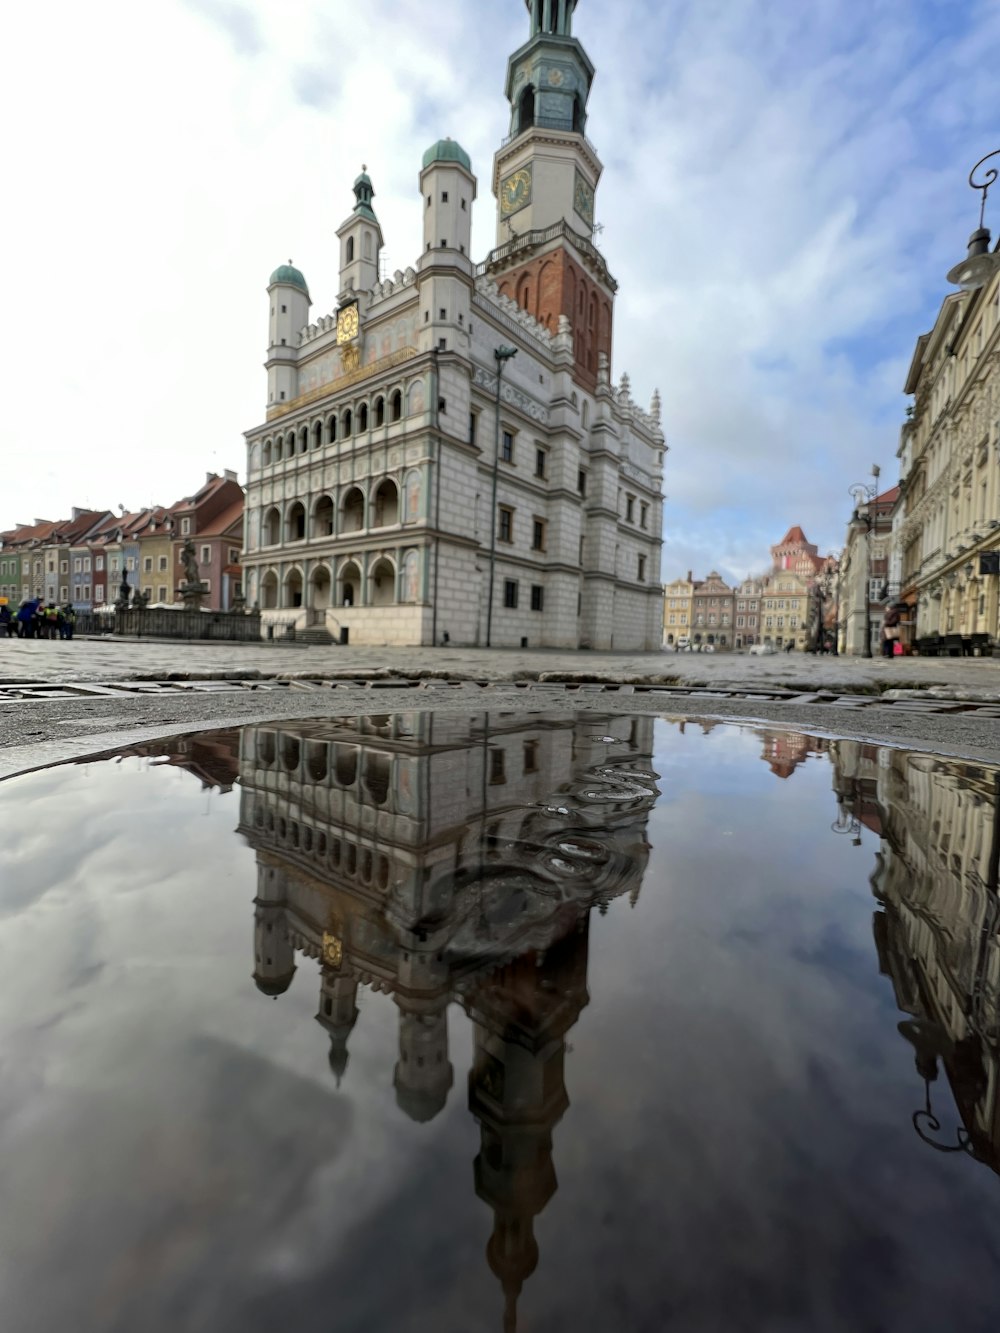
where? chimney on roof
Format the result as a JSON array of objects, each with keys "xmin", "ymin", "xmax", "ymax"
[
  {"xmin": 687, "ymin": 570, "xmax": 692, "ymax": 582},
  {"xmin": 206, "ymin": 472, "xmax": 218, "ymax": 485},
  {"xmin": 223, "ymin": 468, "xmax": 238, "ymax": 482}
]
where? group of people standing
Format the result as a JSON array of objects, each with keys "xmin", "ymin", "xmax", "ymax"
[{"xmin": 0, "ymin": 599, "xmax": 77, "ymax": 640}]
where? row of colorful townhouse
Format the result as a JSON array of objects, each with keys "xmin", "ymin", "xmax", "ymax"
[{"xmin": 0, "ymin": 472, "xmax": 245, "ymax": 613}]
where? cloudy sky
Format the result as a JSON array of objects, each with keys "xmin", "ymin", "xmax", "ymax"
[{"xmin": 2, "ymin": 0, "xmax": 999, "ymax": 582}]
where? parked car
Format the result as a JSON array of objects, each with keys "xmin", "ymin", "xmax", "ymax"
[{"xmin": 748, "ymin": 642, "xmax": 777, "ymax": 656}]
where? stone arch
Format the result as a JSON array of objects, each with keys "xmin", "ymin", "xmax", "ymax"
[
  {"xmin": 342, "ymin": 407, "xmax": 353, "ymax": 437},
  {"xmin": 312, "ymin": 494, "xmax": 334, "ymax": 538},
  {"xmin": 359, "ymin": 401, "xmax": 369, "ymax": 432},
  {"xmin": 262, "ymin": 506, "xmax": 281, "ymax": 546},
  {"xmin": 390, "ymin": 388, "xmax": 402, "ymax": 422},
  {"xmin": 285, "ymin": 501, "xmax": 306, "ymax": 543},
  {"xmin": 299, "ymin": 427, "xmax": 308, "ymax": 454},
  {"xmin": 374, "ymin": 396, "xmax": 385, "ymax": 427},
  {"xmin": 283, "ymin": 566, "xmax": 304, "ymax": 608},
  {"xmin": 286, "ymin": 431, "xmax": 296, "ymax": 457},
  {"xmin": 372, "ymin": 478, "xmax": 399, "ymax": 528},
  {"xmin": 310, "ymin": 562, "xmax": 332, "ymax": 610},
  {"xmin": 327, "ymin": 414, "xmax": 337, "ymax": 444},
  {"xmin": 363, "ymin": 230, "xmax": 373, "ymax": 260},
  {"xmin": 346, "ymin": 236, "xmax": 355, "ymax": 263},
  {"xmin": 364, "ymin": 752, "xmax": 390, "ymax": 805},
  {"xmin": 341, "ymin": 486, "xmax": 365, "ymax": 533},
  {"xmin": 260, "ymin": 569, "xmax": 279, "ymax": 609},
  {"xmin": 517, "ymin": 274, "xmax": 533, "ymax": 313},
  {"xmin": 262, "ymin": 439, "xmax": 272, "ymax": 466},
  {"xmin": 312, "ymin": 420, "xmax": 323, "ymax": 449},
  {"xmin": 249, "ymin": 442, "xmax": 260, "ymax": 472},
  {"xmin": 280, "ymin": 734, "xmax": 301, "ymax": 773},
  {"xmin": 306, "ymin": 741, "xmax": 328, "ymax": 783},
  {"xmin": 338, "ymin": 559, "xmax": 362, "ymax": 607},
  {"xmin": 333, "ymin": 744, "xmax": 357, "ymax": 786},
  {"xmin": 407, "ymin": 379, "xmax": 425, "ymax": 416},
  {"xmin": 369, "ymin": 555, "xmax": 396, "ymax": 607}
]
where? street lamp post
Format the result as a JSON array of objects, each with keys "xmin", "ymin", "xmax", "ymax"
[
  {"xmin": 848, "ymin": 466, "xmax": 881, "ymax": 658},
  {"xmin": 946, "ymin": 149, "xmax": 1000, "ymax": 291},
  {"xmin": 485, "ymin": 345, "xmax": 519, "ymax": 648}
]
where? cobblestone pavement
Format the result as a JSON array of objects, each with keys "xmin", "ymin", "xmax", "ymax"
[
  {"xmin": 4, "ymin": 635, "xmax": 1000, "ymax": 782},
  {"xmin": 3, "ymin": 636, "xmax": 1000, "ymax": 695}
]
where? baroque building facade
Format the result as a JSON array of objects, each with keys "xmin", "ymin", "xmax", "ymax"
[
  {"xmin": 242, "ymin": 1, "xmax": 665, "ymax": 649},
  {"xmin": 893, "ymin": 253, "xmax": 1000, "ymax": 651}
]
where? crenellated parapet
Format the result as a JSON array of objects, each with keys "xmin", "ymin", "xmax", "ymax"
[{"xmin": 474, "ymin": 275, "xmax": 554, "ymax": 348}]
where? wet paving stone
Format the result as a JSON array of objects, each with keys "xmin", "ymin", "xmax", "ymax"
[{"xmin": 2, "ymin": 710, "xmax": 1000, "ymax": 1333}]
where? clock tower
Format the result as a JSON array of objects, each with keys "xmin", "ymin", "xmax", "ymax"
[{"xmin": 486, "ymin": 0, "xmax": 615, "ymax": 393}]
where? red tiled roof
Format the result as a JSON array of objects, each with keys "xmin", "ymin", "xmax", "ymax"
[
  {"xmin": 777, "ymin": 525, "xmax": 809, "ymax": 546},
  {"xmin": 198, "ymin": 498, "xmax": 244, "ymax": 538}
]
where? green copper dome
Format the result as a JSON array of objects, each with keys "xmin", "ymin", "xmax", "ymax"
[
  {"xmin": 268, "ymin": 262, "xmax": 309, "ymax": 295},
  {"xmin": 422, "ymin": 138, "xmax": 472, "ymax": 173}
]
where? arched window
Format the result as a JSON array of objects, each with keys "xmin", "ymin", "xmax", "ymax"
[
  {"xmin": 260, "ymin": 571, "xmax": 279, "ymax": 608},
  {"xmin": 517, "ymin": 277, "xmax": 532, "ymax": 312},
  {"xmin": 343, "ymin": 408, "xmax": 353, "ymax": 437},
  {"xmin": 363, "ymin": 231, "xmax": 373, "ymax": 260},
  {"xmin": 312, "ymin": 495, "xmax": 334, "ymax": 538},
  {"xmin": 263, "ymin": 507, "xmax": 281, "ymax": 546},
  {"xmin": 390, "ymin": 390, "xmax": 402, "ymax": 422},
  {"xmin": 286, "ymin": 502, "xmax": 306, "ymax": 542},
  {"xmin": 573, "ymin": 93, "xmax": 584, "ymax": 132},
  {"xmin": 359, "ymin": 402, "xmax": 369, "ymax": 431},
  {"xmin": 339, "ymin": 561, "xmax": 361, "ymax": 609},
  {"xmin": 518, "ymin": 84, "xmax": 535, "ymax": 132},
  {"xmin": 313, "ymin": 421, "xmax": 322, "ymax": 448},
  {"xmin": 370, "ymin": 556, "xmax": 396, "ymax": 607},
  {"xmin": 372, "ymin": 479, "xmax": 399, "ymax": 528},
  {"xmin": 374, "ymin": 396, "xmax": 385, "ymax": 427},
  {"xmin": 299, "ymin": 428, "xmax": 308, "ymax": 454},
  {"xmin": 262, "ymin": 440, "xmax": 272, "ymax": 466},
  {"xmin": 283, "ymin": 567, "xmax": 303, "ymax": 608},
  {"xmin": 342, "ymin": 487, "xmax": 364, "ymax": 533},
  {"xmin": 346, "ymin": 236, "xmax": 355, "ymax": 263},
  {"xmin": 327, "ymin": 415, "xmax": 337, "ymax": 444}
]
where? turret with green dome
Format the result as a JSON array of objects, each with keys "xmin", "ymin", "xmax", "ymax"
[
  {"xmin": 268, "ymin": 262, "xmax": 309, "ymax": 297},
  {"xmin": 421, "ymin": 138, "xmax": 473, "ymax": 175}
]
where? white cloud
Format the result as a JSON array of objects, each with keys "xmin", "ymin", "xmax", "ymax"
[{"xmin": 2, "ymin": 0, "xmax": 998, "ymax": 585}]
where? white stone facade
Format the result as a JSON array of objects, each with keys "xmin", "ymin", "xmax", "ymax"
[{"xmin": 243, "ymin": 10, "xmax": 665, "ymax": 650}]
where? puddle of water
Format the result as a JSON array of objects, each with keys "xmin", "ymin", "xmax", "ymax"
[{"xmin": 2, "ymin": 712, "xmax": 1000, "ymax": 1332}]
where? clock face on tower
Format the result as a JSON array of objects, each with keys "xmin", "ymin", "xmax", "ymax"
[
  {"xmin": 336, "ymin": 303, "xmax": 359, "ymax": 343},
  {"xmin": 573, "ymin": 171, "xmax": 595, "ymax": 228},
  {"xmin": 500, "ymin": 166, "xmax": 533, "ymax": 217}
]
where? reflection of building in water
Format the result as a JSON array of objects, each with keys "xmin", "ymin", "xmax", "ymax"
[
  {"xmin": 77, "ymin": 730, "xmax": 241, "ymax": 792},
  {"xmin": 237, "ymin": 711, "xmax": 658, "ymax": 1327},
  {"xmin": 833, "ymin": 739, "xmax": 1000, "ymax": 1169},
  {"xmin": 760, "ymin": 730, "xmax": 828, "ymax": 780}
]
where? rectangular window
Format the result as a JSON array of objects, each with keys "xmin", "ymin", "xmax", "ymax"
[
  {"xmin": 74, "ymin": 559, "xmax": 82, "ymax": 573},
  {"xmin": 59, "ymin": 585, "xmax": 68, "ymax": 601},
  {"xmin": 158, "ymin": 555, "xmax": 168, "ymax": 571},
  {"xmin": 82, "ymin": 584, "xmax": 90, "ymax": 600},
  {"xmin": 95, "ymin": 586, "xmax": 104, "ymax": 603},
  {"xmin": 498, "ymin": 506, "xmax": 514, "ymax": 543},
  {"xmin": 530, "ymin": 584, "xmax": 544, "ymax": 611},
  {"xmin": 577, "ymin": 469, "xmax": 587, "ymax": 496},
  {"xmin": 523, "ymin": 740, "xmax": 539, "ymax": 774},
  {"xmin": 535, "ymin": 447, "xmax": 547, "ymax": 479},
  {"xmin": 158, "ymin": 586, "xmax": 167, "ymax": 602},
  {"xmin": 83, "ymin": 558, "xmax": 91, "ymax": 572},
  {"xmin": 531, "ymin": 518, "xmax": 546, "ymax": 551},
  {"xmin": 201, "ymin": 546, "xmax": 211, "ymax": 564},
  {"xmin": 181, "ymin": 518, "xmax": 191, "ymax": 535},
  {"xmin": 201, "ymin": 578, "xmax": 212, "ymax": 592},
  {"xmin": 95, "ymin": 556, "xmax": 104, "ymax": 571},
  {"xmin": 489, "ymin": 748, "xmax": 506, "ymax": 785},
  {"xmin": 229, "ymin": 548, "xmax": 240, "ymax": 564},
  {"xmin": 143, "ymin": 557, "xmax": 152, "ymax": 572},
  {"xmin": 501, "ymin": 430, "xmax": 514, "ymax": 463},
  {"xmin": 625, "ymin": 495, "xmax": 635, "ymax": 522},
  {"xmin": 638, "ymin": 555, "xmax": 646, "ymax": 582},
  {"xmin": 503, "ymin": 578, "xmax": 518, "ymax": 609},
  {"xmin": 469, "ymin": 412, "xmax": 478, "ymax": 445},
  {"xmin": 640, "ymin": 503, "xmax": 648, "ymax": 529}
]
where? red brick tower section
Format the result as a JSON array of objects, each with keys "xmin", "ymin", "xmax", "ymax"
[{"xmin": 495, "ymin": 245, "xmax": 613, "ymax": 394}]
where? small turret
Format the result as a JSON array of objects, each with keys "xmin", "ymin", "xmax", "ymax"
[
  {"xmin": 316, "ymin": 969, "xmax": 360, "ymax": 1086},
  {"xmin": 337, "ymin": 167, "xmax": 383, "ymax": 298},
  {"xmin": 417, "ymin": 139, "xmax": 477, "ymax": 354},
  {"xmin": 252, "ymin": 863, "xmax": 296, "ymax": 996},
  {"xmin": 393, "ymin": 1006, "xmax": 453, "ymax": 1122},
  {"xmin": 266, "ymin": 262, "xmax": 310, "ymax": 407}
]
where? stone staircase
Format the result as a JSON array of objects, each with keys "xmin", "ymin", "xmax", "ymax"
[{"xmin": 297, "ymin": 625, "xmax": 337, "ymax": 646}]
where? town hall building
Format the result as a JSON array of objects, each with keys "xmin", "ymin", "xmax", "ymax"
[{"xmin": 242, "ymin": 0, "xmax": 666, "ymax": 648}]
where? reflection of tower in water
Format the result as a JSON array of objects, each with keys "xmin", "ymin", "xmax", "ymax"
[{"xmin": 237, "ymin": 710, "xmax": 657, "ymax": 1325}]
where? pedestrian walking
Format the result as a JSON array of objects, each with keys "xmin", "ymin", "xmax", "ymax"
[{"xmin": 881, "ymin": 605, "xmax": 900, "ymax": 658}]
